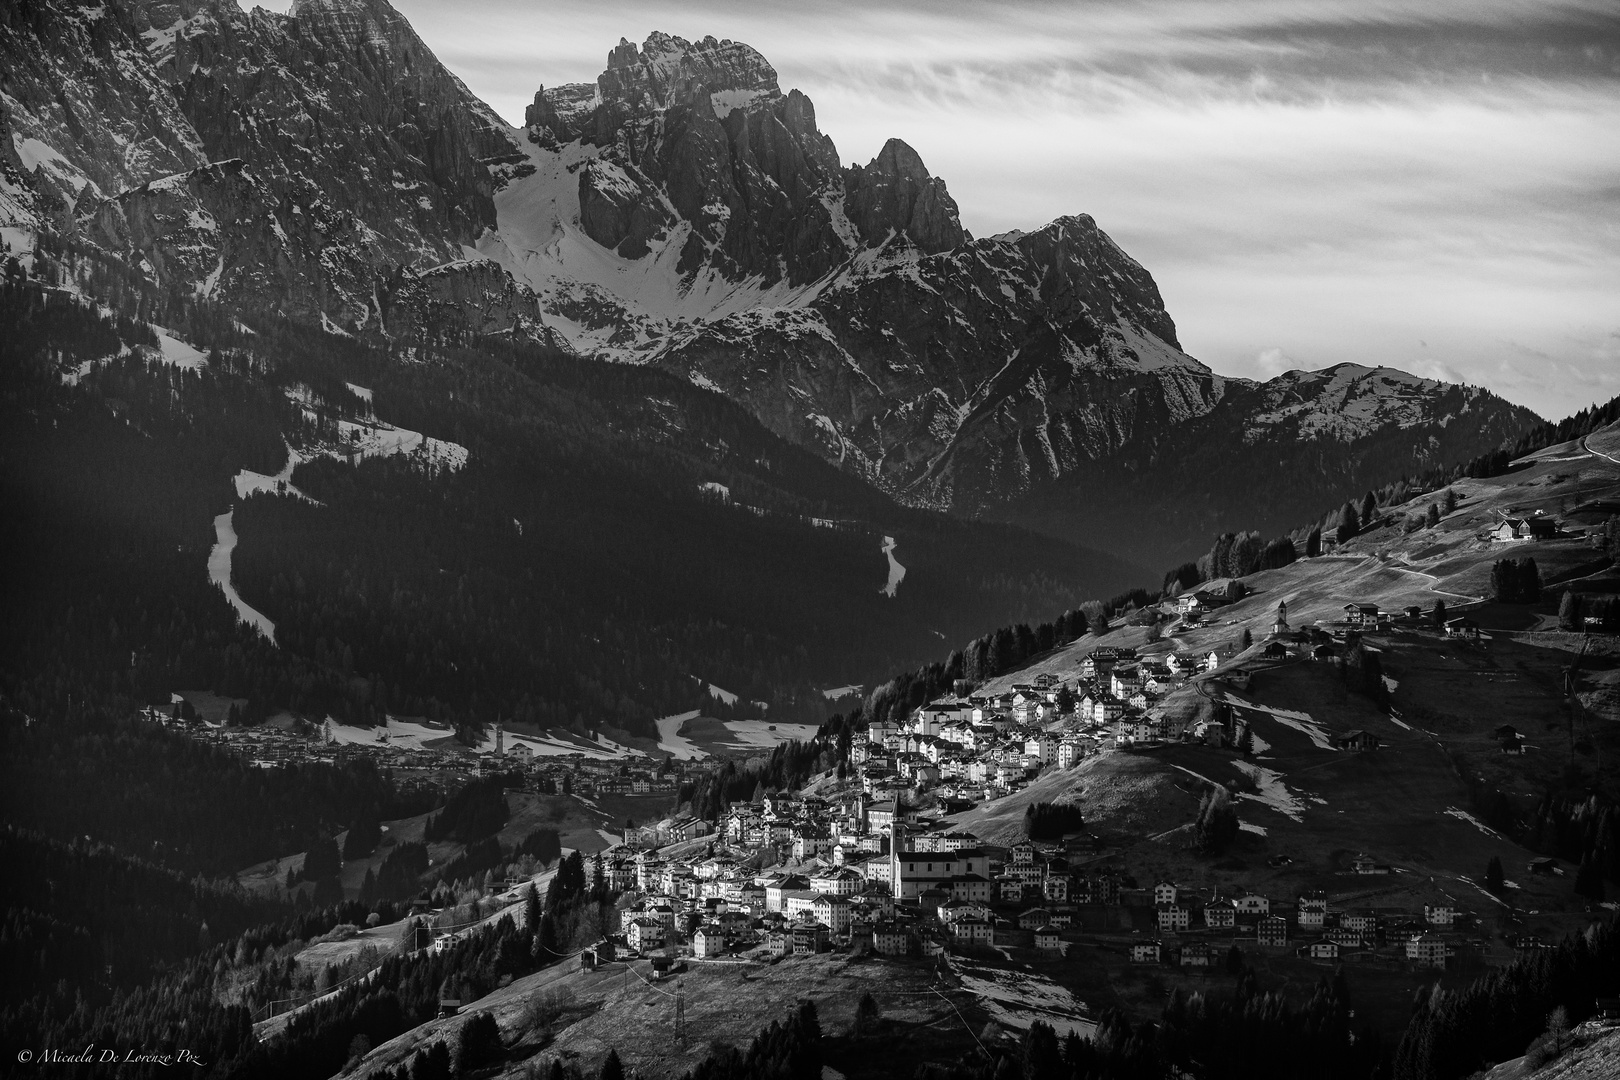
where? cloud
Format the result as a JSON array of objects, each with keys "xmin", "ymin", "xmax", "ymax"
[
  {"xmin": 1409, "ymin": 359, "xmax": 1465, "ymax": 385},
  {"xmin": 1254, "ymin": 347, "xmax": 1296, "ymax": 378}
]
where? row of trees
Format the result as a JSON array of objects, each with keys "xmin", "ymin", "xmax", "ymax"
[
  {"xmin": 423, "ymin": 777, "xmax": 511, "ymax": 843},
  {"xmin": 1024, "ymin": 802, "xmax": 1087, "ymax": 840},
  {"xmin": 1197, "ymin": 531, "xmax": 1299, "ymax": 582},
  {"xmin": 1491, "ymin": 558, "xmax": 1542, "ymax": 603}
]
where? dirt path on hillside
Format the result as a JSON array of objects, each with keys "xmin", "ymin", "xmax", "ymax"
[
  {"xmin": 1583, "ymin": 433, "xmax": 1620, "ymax": 467},
  {"xmin": 1386, "ymin": 561, "xmax": 1485, "ymax": 604}
]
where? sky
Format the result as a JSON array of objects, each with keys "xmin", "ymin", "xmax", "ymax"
[{"xmin": 385, "ymin": 0, "xmax": 1620, "ymax": 420}]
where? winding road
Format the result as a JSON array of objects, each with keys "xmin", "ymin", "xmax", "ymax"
[{"xmin": 1583, "ymin": 433, "xmax": 1620, "ymax": 467}]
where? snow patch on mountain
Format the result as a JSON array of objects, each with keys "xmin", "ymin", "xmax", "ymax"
[
  {"xmin": 1233, "ymin": 761, "xmax": 1308, "ymax": 822},
  {"xmin": 235, "ymin": 443, "xmax": 319, "ymax": 504},
  {"xmin": 655, "ymin": 710, "xmax": 705, "ymax": 759},
  {"xmin": 881, "ymin": 535, "xmax": 906, "ymax": 597},
  {"xmin": 709, "ymin": 87, "xmax": 770, "ymax": 118},
  {"xmin": 478, "ymin": 136, "xmax": 827, "ymax": 359},
  {"xmin": 209, "ymin": 511, "xmax": 276, "ymax": 643},
  {"xmin": 153, "ymin": 326, "xmax": 208, "ymax": 370}
]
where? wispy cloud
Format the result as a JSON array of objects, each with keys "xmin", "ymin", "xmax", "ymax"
[{"xmin": 389, "ymin": 0, "xmax": 1620, "ymax": 420}]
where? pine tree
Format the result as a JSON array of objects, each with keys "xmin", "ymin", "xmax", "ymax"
[
  {"xmin": 1021, "ymin": 1020, "xmax": 1065, "ymax": 1080},
  {"xmin": 598, "ymin": 1048, "xmax": 624, "ymax": 1080},
  {"xmin": 534, "ymin": 912, "xmax": 559, "ymax": 963},
  {"xmin": 524, "ymin": 882, "xmax": 541, "ymax": 934},
  {"xmin": 853, "ymin": 991, "xmax": 880, "ymax": 1036},
  {"xmin": 1336, "ymin": 502, "xmax": 1360, "ymax": 544},
  {"xmin": 413, "ymin": 1040, "xmax": 451, "ymax": 1080},
  {"xmin": 456, "ymin": 1011, "xmax": 503, "ymax": 1073},
  {"xmin": 1432, "ymin": 599, "xmax": 1448, "ymax": 628},
  {"xmin": 1306, "ymin": 526, "xmax": 1322, "ymax": 557},
  {"xmin": 1560, "ymin": 590, "xmax": 1582, "ymax": 631},
  {"xmin": 1486, "ymin": 856, "xmax": 1505, "ymax": 893},
  {"xmin": 1575, "ymin": 855, "xmax": 1605, "ymax": 901},
  {"xmin": 1426, "ymin": 503, "xmax": 1441, "ymax": 528},
  {"xmin": 1194, "ymin": 787, "xmax": 1239, "ymax": 853},
  {"xmin": 1444, "ymin": 488, "xmax": 1458, "ymax": 514},
  {"xmin": 1054, "ymin": 684, "xmax": 1076, "ymax": 715},
  {"xmin": 1360, "ymin": 490, "xmax": 1379, "ymax": 526},
  {"xmin": 344, "ymin": 813, "xmax": 381, "ymax": 858},
  {"xmin": 302, "ymin": 835, "xmax": 342, "ymax": 881}
]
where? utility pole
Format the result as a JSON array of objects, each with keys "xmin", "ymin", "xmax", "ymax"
[{"xmin": 674, "ymin": 980, "xmax": 687, "ymax": 1048}]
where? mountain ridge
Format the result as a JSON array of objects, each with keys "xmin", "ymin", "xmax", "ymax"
[{"xmin": 0, "ymin": 4, "xmax": 1542, "ymax": 563}]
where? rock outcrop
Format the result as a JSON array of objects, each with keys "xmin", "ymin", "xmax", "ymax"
[
  {"xmin": 1, "ymin": 0, "xmax": 532, "ymax": 329},
  {"xmin": 844, "ymin": 138, "xmax": 966, "ymax": 254},
  {"xmin": 481, "ymin": 30, "xmax": 1536, "ymax": 530}
]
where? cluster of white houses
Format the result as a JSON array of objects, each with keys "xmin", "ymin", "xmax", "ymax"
[
  {"xmin": 579, "ymin": 775, "xmax": 1484, "ymax": 972},
  {"xmin": 852, "ymin": 650, "xmax": 1210, "ymax": 808},
  {"xmin": 845, "ymin": 596, "xmax": 1448, "ymax": 809}
]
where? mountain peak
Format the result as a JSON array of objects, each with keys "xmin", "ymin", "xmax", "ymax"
[
  {"xmin": 845, "ymin": 138, "xmax": 966, "ymax": 254},
  {"xmin": 597, "ymin": 31, "xmax": 780, "ymax": 118}
]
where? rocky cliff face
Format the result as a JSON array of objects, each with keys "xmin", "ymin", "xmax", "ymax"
[
  {"xmin": 520, "ymin": 33, "xmax": 960, "ymax": 289},
  {"xmin": 477, "ymin": 31, "xmax": 1541, "ymax": 520},
  {"xmin": 489, "ymin": 32, "xmax": 1227, "ymax": 508},
  {"xmin": 650, "ymin": 216, "xmax": 1223, "ymax": 507},
  {"xmin": 1, "ymin": 0, "xmax": 535, "ymax": 330}
]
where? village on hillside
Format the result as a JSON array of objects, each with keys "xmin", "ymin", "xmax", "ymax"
[
  {"xmin": 566, "ymin": 442, "xmax": 1620, "ymax": 1021},
  {"xmin": 580, "ymin": 602, "xmax": 1521, "ymax": 979},
  {"xmin": 212, "ymin": 439, "xmax": 1620, "ymax": 1054}
]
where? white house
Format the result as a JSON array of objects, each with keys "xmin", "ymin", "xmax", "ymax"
[
  {"xmin": 626, "ymin": 918, "xmax": 664, "ymax": 952},
  {"xmin": 812, "ymin": 894, "xmax": 853, "ymax": 935},
  {"xmin": 692, "ymin": 924, "xmax": 725, "ymax": 959}
]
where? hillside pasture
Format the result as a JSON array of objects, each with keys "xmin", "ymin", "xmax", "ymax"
[
  {"xmin": 237, "ymin": 791, "xmax": 618, "ymax": 902},
  {"xmin": 348, "ymin": 952, "xmax": 983, "ymax": 1080}
]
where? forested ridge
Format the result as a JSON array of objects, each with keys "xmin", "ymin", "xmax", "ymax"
[{"xmin": 3, "ymin": 254, "xmax": 1139, "ymax": 752}]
